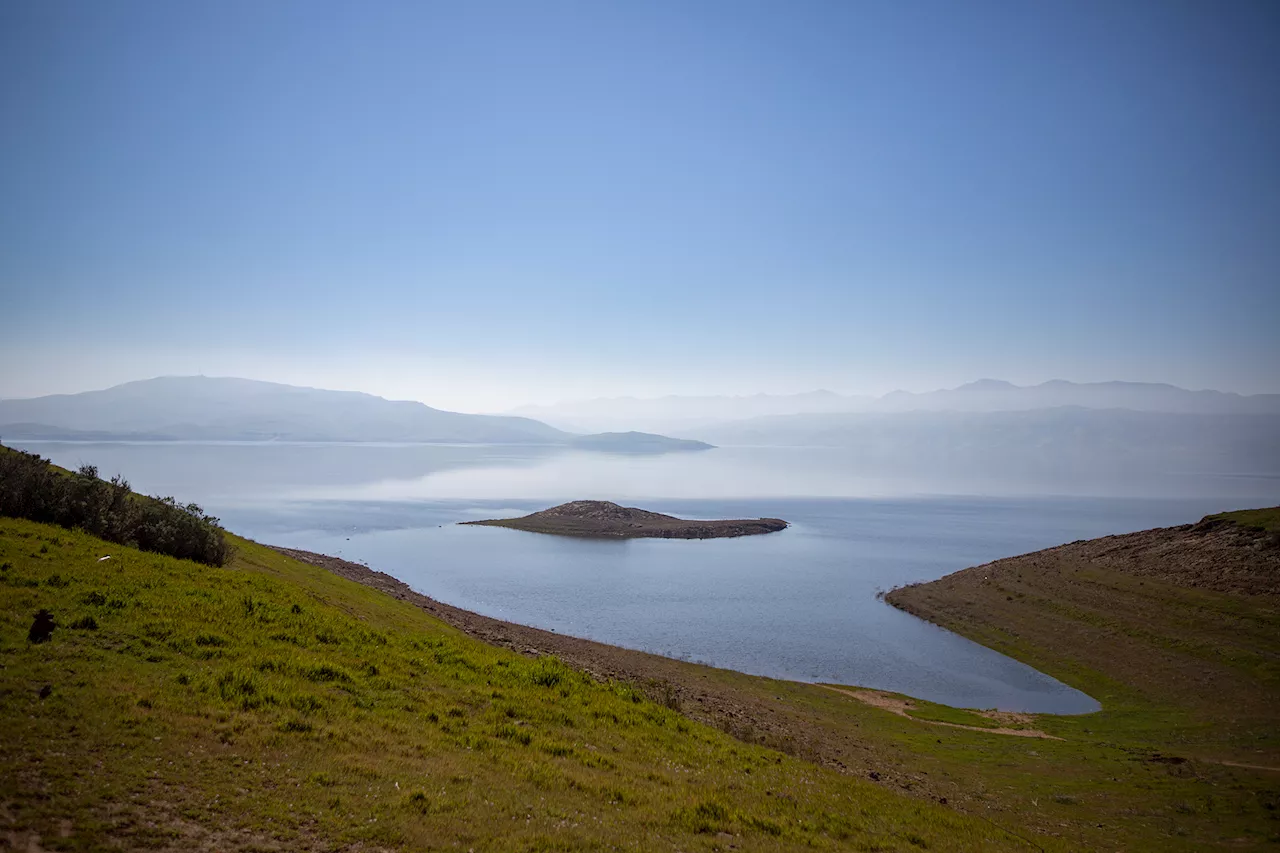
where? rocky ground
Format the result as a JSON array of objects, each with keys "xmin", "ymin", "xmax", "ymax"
[{"xmin": 1025, "ymin": 516, "xmax": 1280, "ymax": 596}]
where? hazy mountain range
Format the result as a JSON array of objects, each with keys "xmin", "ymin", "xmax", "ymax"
[
  {"xmin": 686, "ymin": 408, "xmax": 1280, "ymax": 478},
  {"xmin": 0, "ymin": 377, "xmax": 709, "ymax": 452},
  {"xmin": 512, "ymin": 379, "xmax": 1280, "ymax": 434},
  {"xmin": 505, "ymin": 380, "xmax": 1280, "ymax": 481},
  {"xmin": 2, "ymin": 377, "xmax": 1276, "ymax": 481}
]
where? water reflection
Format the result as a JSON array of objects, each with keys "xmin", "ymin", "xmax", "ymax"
[
  {"xmin": 10, "ymin": 440, "xmax": 1279, "ymax": 712},
  {"xmin": 15, "ymin": 441, "xmax": 1280, "ymax": 505}
]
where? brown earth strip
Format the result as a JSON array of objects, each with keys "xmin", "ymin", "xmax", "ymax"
[
  {"xmin": 269, "ymin": 528, "xmax": 1280, "ymax": 852},
  {"xmin": 818, "ymin": 685, "xmax": 1062, "ymax": 739},
  {"xmin": 270, "ymin": 546, "xmax": 949, "ymax": 797},
  {"xmin": 1215, "ymin": 760, "xmax": 1280, "ymax": 773},
  {"xmin": 885, "ymin": 516, "xmax": 1280, "ymax": 765}
]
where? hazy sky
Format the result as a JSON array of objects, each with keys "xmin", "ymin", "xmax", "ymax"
[{"xmin": 2, "ymin": 0, "xmax": 1278, "ymax": 411}]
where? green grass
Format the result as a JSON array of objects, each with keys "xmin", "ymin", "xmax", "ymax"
[
  {"xmin": 1209, "ymin": 506, "xmax": 1280, "ymax": 533},
  {"xmin": 713, "ymin": 649, "xmax": 1279, "ymax": 851},
  {"xmin": 0, "ymin": 517, "xmax": 1021, "ymax": 851},
  {"xmin": 901, "ymin": 702, "xmax": 1004, "ymax": 729},
  {"xmin": 871, "ymin": 547, "xmax": 1280, "ymax": 851}
]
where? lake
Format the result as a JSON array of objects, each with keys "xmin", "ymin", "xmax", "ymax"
[{"xmin": 13, "ymin": 441, "xmax": 1280, "ymax": 713}]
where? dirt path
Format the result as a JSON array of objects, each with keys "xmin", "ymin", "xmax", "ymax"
[
  {"xmin": 1213, "ymin": 760, "xmax": 1280, "ymax": 773},
  {"xmin": 818, "ymin": 686, "xmax": 1063, "ymax": 739}
]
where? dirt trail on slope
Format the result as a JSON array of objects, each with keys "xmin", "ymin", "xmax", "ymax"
[
  {"xmin": 818, "ymin": 686, "xmax": 1062, "ymax": 739},
  {"xmin": 885, "ymin": 515, "xmax": 1280, "ymax": 767},
  {"xmin": 1213, "ymin": 760, "xmax": 1280, "ymax": 773}
]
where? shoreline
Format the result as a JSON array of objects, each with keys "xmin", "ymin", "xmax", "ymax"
[
  {"xmin": 270, "ymin": 515, "xmax": 1280, "ymax": 849},
  {"xmin": 270, "ymin": 544, "xmax": 805, "ymax": 717},
  {"xmin": 270, "ymin": 544, "xmax": 937, "ymax": 791}
]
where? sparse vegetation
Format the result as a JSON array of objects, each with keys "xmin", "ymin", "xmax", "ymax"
[
  {"xmin": 901, "ymin": 702, "xmax": 1004, "ymax": 729},
  {"xmin": 878, "ymin": 513, "xmax": 1280, "ymax": 850},
  {"xmin": 1209, "ymin": 506, "xmax": 1280, "ymax": 533}
]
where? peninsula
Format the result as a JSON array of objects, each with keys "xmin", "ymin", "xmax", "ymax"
[{"xmin": 461, "ymin": 499, "xmax": 788, "ymax": 539}]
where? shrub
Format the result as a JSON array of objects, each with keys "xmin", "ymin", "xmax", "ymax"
[{"xmin": 0, "ymin": 445, "xmax": 229, "ymax": 566}]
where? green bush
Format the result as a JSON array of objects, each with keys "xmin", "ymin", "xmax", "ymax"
[{"xmin": 0, "ymin": 445, "xmax": 229, "ymax": 566}]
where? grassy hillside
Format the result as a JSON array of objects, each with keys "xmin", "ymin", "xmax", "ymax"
[
  {"xmin": 881, "ymin": 513, "xmax": 1280, "ymax": 850},
  {"xmin": 280, "ymin": 542, "xmax": 1280, "ymax": 853},
  {"xmin": 0, "ymin": 518, "xmax": 1019, "ymax": 851},
  {"xmin": 1210, "ymin": 506, "xmax": 1280, "ymax": 533},
  {"xmin": 5, "ymin": 445, "xmax": 1276, "ymax": 851}
]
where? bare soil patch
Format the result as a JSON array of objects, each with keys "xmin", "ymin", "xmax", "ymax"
[
  {"xmin": 1032, "ymin": 517, "xmax": 1280, "ymax": 596},
  {"xmin": 460, "ymin": 500, "xmax": 787, "ymax": 539},
  {"xmin": 818, "ymin": 686, "xmax": 1061, "ymax": 739}
]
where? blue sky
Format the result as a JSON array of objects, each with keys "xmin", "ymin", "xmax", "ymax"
[{"xmin": 2, "ymin": 0, "xmax": 1277, "ymax": 410}]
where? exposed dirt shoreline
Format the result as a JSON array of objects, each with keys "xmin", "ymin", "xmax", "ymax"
[
  {"xmin": 817, "ymin": 685, "xmax": 1061, "ymax": 739},
  {"xmin": 269, "ymin": 545, "xmax": 939, "ymax": 794},
  {"xmin": 270, "ymin": 514, "xmax": 1280, "ymax": 850},
  {"xmin": 884, "ymin": 515, "xmax": 1280, "ymax": 762}
]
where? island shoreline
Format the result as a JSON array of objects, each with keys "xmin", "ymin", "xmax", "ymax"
[{"xmin": 460, "ymin": 499, "xmax": 789, "ymax": 539}]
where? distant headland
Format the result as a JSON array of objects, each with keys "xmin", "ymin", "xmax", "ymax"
[{"xmin": 461, "ymin": 500, "xmax": 787, "ymax": 539}]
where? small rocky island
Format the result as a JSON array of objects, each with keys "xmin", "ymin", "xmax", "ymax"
[{"xmin": 462, "ymin": 500, "xmax": 788, "ymax": 539}]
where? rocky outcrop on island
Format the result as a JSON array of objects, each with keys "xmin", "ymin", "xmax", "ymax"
[{"xmin": 461, "ymin": 500, "xmax": 787, "ymax": 539}]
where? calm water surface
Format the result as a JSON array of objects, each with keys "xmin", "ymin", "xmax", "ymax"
[{"xmin": 16, "ymin": 441, "xmax": 1280, "ymax": 713}]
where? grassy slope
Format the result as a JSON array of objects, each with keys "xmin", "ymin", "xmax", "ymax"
[
  {"xmin": 0, "ymin": 518, "xmax": 1018, "ymax": 852},
  {"xmin": 1210, "ymin": 506, "xmax": 1280, "ymax": 533},
  {"xmin": 874, "ymin": 513, "xmax": 1280, "ymax": 851},
  {"xmin": 642, "ymin": 660, "xmax": 1280, "ymax": 852}
]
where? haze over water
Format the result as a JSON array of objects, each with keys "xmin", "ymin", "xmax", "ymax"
[{"xmin": 17, "ymin": 440, "xmax": 1280, "ymax": 713}]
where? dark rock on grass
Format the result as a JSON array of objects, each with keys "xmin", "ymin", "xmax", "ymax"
[
  {"xmin": 461, "ymin": 500, "xmax": 788, "ymax": 540},
  {"xmin": 38, "ymin": 684, "xmax": 52, "ymax": 700},
  {"xmin": 28, "ymin": 609, "xmax": 55, "ymax": 644}
]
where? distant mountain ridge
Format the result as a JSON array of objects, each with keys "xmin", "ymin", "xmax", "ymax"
[
  {"xmin": 681, "ymin": 408, "xmax": 1280, "ymax": 486},
  {"xmin": 510, "ymin": 390, "xmax": 873, "ymax": 433},
  {"xmin": 512, "ymin": 380, "xmax": 1280, "ymax": 433},
  {"xmin": 876, "ymin": 379, "xmax": 1280, "ymax": 414},
  {"xmin": 0, "ymin": 377, "xmax": 704, "ymax": 451},
  {"xmin": 0, "ymin": 376, "xmax": 566, "ymax": 444}
]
